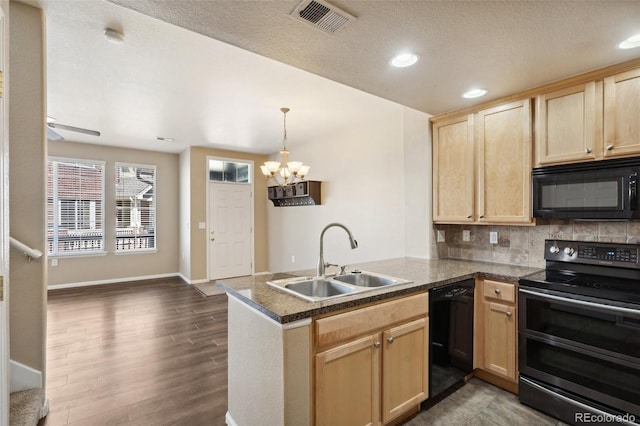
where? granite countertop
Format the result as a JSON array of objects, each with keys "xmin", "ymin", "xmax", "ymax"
[{"xmin": 217, "ymin": 257, "xmax": 541, "ymax": 324}]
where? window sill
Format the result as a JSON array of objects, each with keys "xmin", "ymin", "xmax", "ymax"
[
  {"xmin": 115, "ymin": 249, "xmax": 158, "ymax": 256},
  {"xmin": 49, "ymin": 251, "xmax": 107, "ymax": 259}
]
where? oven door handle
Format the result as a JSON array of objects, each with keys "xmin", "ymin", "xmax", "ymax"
[
  {"xmin": 520, "ymin": 377, "xmax": 640, "ymax": 426},
  {"xmin": 519, "ymin": 288, "xmax": 640, "ymax": 316}
]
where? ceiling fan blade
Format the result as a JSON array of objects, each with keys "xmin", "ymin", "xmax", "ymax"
[
  {"xmin": 47, "ymin": 126, "xmax": 64, "ymax": 141},
  {"xmin": 47, "ymin": 122, "xmax": 101, "ymax": 137}
]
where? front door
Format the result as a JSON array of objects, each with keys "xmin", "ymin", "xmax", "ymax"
[{"xmin": 208, "ymin": 182, "xmax": 252, "ymax": 280}]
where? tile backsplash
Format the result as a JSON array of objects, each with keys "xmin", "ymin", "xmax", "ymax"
[{"xmin": 434, "ymin": 220, "xmax": 640, "ymax": 269}]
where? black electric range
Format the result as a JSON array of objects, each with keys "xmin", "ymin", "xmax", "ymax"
[{"xmin": 518, "ymin": 240, "xmax": 640, "ymax": 426}]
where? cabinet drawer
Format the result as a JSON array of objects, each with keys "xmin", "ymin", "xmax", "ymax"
[
  {"xmin": 483, "ymin": 280, "xmax": 515, "ymax": 303},
  {"xmin": 315, "ymin": 293, "xmax": 428, "ymax": 348}
]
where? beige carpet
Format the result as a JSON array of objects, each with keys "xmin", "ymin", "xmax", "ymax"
[
  {"xmin": 192, "ymin": 281, "xmax": 226, "ymax": 297},
  {"xmin": 10, "ymin": 387, "xmax": 44, "ymax": 426}
]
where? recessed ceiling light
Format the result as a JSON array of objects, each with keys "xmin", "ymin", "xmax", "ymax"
[
  {"xmin": 157, "ymin": 137, "xmax": 174, "ymax": 142},
  {"xmin": 619, "ymin": 34, "xmax": 640, "ymax": 49},
  {"xmin": 390, "ymin": 53, "xmax": 418, "ymax": 68},
  {"xmin": 462, "ymin": 89, "xmax": 488, "ymax": 99},
  {"xmin": 104, "ymin": 28, "xmax": 125, "ymax": 44}
]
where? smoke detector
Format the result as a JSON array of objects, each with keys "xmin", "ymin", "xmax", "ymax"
[{"xmin": 290, "ymin": 0, "xmax": 355, "ymax": 34}]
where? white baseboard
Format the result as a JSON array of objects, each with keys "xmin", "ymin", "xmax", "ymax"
[
  {"xmin": 9, "ymin": 360, "xmax": 42, "ymax": 393},
  {"xmin": 254, "ymin": 271, "xmax": 271, "ymax": 276},
  {"xmin": 48, "ymin": 272, "xmax": 180, "ymax": 290},
  {"xmin": 225, "ymin": 411, "xmax": 238, "ymax": 426}
]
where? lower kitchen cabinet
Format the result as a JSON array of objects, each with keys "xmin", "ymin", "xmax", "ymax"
[
  {"xmin": 382, "ymin": 317, "xmax": 429, "ymax": 423},
  {"xmin": 315, "ymin": 333, "xmax": 381, "ymax": 426},
  {"xmin": 314, "ymin": 293, "xmax": 429, "ymax": 425},
  {"xmin": 475, "ymin": 279, "xmax": 518, "ymax": 393}
]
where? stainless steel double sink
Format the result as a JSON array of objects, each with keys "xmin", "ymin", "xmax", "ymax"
[{"xmin": 266, "ymin": 271, "xmax": 412, "ymax": 302}]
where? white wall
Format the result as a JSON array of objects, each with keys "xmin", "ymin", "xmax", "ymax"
[
  {"xmin": 267, "ymin": 105, "xmax": 432, "ymax": 273},
  {"xmin": 404, "ymin": 107, "xmax": 432, "ymax": 258}
]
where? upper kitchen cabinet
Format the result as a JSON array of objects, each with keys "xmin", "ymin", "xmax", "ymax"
[
  {"xmin": 432, "ymin": 101, "xmax": 533, "ymax": 226},
  {"xmin": 535, "ymin": 81, "xmax": 603, "ymax": 166},
  {"xmin": 604, "ymin": 68, "xmax": 640, "ymax": 159},
  {"xmin": 476, "ymin": 99, "xmax": 533, "ymax": 224},
  {"xmin": 432, "ymin": 114, "xmax": 474, "ymax": 223}
]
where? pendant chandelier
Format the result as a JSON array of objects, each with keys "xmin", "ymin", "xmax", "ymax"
[{"xmin": 260, "ymin": 107, "xmax": 309, "ymax": 186}]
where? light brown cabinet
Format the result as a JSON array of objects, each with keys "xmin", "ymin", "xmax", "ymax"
[
  {"xmin": 432, "ymin": 114, "xmax": 474, "ymax": 223},
  {"xmin": 432, "ymin": 99, "xmax": 533, "ymax": 225},
  {"xmin": 315, "ymin": 333, "xmax": 381, "ymax": 426},
  {"xmin": 535, "ymin": 81, "xmax": 602, "ymax": 166},
  {"xmin": 535, "ymin": 67, "xmax": 640, "ymax": 166},
  {"xmin": 314, "ymin": 293, "xmax": 428, "ymax": 425},
  {"xmin": 474, "ymin": 279, "xmax": 518, "ymax": 393},
  {"xmin": 604, "ymin": 68, "xmax": 640, "ymax": 159},
  {"xmin": 476, "ymin": 100, "xmax": 532, "ymax": 224},
  {"xmin": 382, "ymin": 317, "xmax": 429, "ymax": 423}
]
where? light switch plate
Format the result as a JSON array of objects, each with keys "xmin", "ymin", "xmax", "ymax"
[
  {"xmin": 490, "ymin": 231, "xmax": 498, "ymax": 244},
  {"xmin": 462, "ymin": 230, "xmax": 470, "ymax": 242},
  {"xmin": 437, "ymin": 230, "xmax": 445, "ymax": 243}
]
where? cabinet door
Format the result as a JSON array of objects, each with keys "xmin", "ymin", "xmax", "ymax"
[
  {"xmin": 604, "ymin": 68, "xmax": 640, "ymax": 158},
  {"xmin": 315, "ymin": 333, "xmax": 381, "ymax": 426},
  {"xmin": 535, "ymin": 81, "xmax": 602, "ymax": 165},
  {"xmin": 476, "ymin": 99, "xmax": 532, "ymax": 224},
  {"xmin": 483, "ymin": 301, "xmax": 516, "ymax": 381},
  {"xmin": 432, "ymin": 114, "xmax": 474, "ymax": 223},
  {"xmin": 382, "ymin": 317, "xmax": 428, "ymax": 424}
]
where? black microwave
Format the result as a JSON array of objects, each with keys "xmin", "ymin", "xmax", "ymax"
[{"xmin": 532, "ymin": 158, "xmax": 640, "ymax": 220}]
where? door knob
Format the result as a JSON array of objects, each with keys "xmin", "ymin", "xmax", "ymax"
[
  {"xmin": 494, "ymin": 288, "xmax": 501, "ymax": 294},
  {"xmin": 373, "ymin": 341, "xmax": 381, "ymax": 348},
  {"xmin": 607, "ymin": 144, "xmax": 614, "ymax": 151},
  {"xmin": 506, "ymin": 311, "xmax": 512, "ymax": 318},
  {"xmin": 387, "ymin": 337, "xmax": 394, "ymax": 344},
  {"xmin": 585, "ymin": 147, "xmax": 592, "ymax": 154}
]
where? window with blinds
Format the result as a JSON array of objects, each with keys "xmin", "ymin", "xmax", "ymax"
[
  {"xmin": 47, "ymin": 158, "xmax": 105, "ymax": 255},
  {"xmin": 115, "ymin": 163, "xmax": 156, "ymax": 252}
]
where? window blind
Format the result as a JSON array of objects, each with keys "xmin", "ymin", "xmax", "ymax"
[
  {"xmin": 115, "ymin": 163, "xmax": 156, "ymax": 252},
  {"xmin": 47, "ymin": 158, "xmax": 105, "ymax": 255}
]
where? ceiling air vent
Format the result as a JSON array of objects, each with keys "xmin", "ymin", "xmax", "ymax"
[{"xmin": 291, "ymin": 0, "xmax": 355, "ymax": 34}]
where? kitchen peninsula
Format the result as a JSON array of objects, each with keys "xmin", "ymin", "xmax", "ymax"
[{"xmin": 219, "ymin": 257, "xmax": 539, "ymax": 426}]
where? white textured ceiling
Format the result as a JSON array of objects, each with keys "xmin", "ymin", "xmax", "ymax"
[{"xmin": 21, "ymin": 0, "xmax": 640, "ymax": 154}]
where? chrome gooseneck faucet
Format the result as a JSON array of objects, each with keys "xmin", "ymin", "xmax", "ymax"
[{"xmin": 318, "ymin": 223, "xmax": 358, "ymax": 277}]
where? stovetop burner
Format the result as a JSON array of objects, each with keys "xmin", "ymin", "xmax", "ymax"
[
  {"xmin": 520, "ymin": 239, "xmax": 640, "ymax": 306},
  {"xmin": 520, "ymin": 269, "xmax": 640, "ymax": 305}
]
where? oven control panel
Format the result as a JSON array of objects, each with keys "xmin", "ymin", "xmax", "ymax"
[
  {"xmin": 578, "ymin": 246, "xmax": 637, "ymax": 262},
  {"xmin": 545, "ymin": 240, "xmax": 640, "ymax": 267}
]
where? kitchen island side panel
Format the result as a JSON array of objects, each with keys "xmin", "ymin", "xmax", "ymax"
[{"xmin": 227, "ymin": 294, "xmax": 311, "ymax": 425}]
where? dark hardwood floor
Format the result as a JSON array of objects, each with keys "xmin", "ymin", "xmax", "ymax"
[{"xmin": 40, "ymin": 277, "xmax": 228, "ymax": 426}]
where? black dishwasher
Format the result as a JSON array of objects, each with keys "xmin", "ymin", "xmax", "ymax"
[{"xmin": 427, "ymin": 279, "xmax": 475, "ymax": 402}]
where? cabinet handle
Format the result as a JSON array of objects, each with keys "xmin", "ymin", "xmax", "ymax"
[
  {"xmin": 373, "ymin": 341, "xmax": 381, "ymax": 348},
  {"xmin": 387, "ymin": 337, "xmax": 394, "ymax": 344},
  {"xmin": 585, "ymin": 147, "xmax": 592, "ymax": 154},
  {"xmin": 210, "ymin": 231, "xmax": 215, "ymax": 242},
  {"xmin": 479, "ymin": 215, "xmax": 485, "ymax": 219},
  {"xmin": 467, "ymin": 215, "xmax": 472, "ymax": 219},
  {"xmin": 506, "ymin": 311, "xmax": 512, "ymax": 318},
  {"xmin": 494, "ymin": 288, "xmax": 501, "ymax": 294},
  {"xmin": 607, "ymin": 144, "xmax": 614, "ymax": 151}
]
